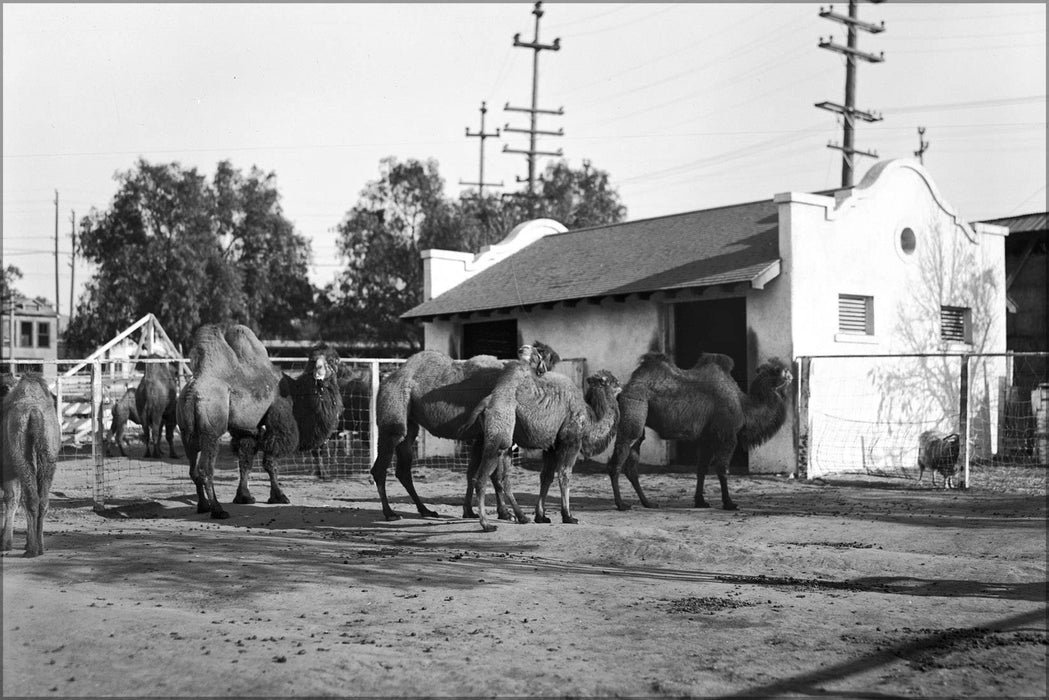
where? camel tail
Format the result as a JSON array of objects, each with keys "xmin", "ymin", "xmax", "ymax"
[{"xmin": 26, "ymin": 408, "xmax": 55, "ymax": 478}]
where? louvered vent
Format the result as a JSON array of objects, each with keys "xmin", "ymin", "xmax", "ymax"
[
  {"xmin": 941, "ymin": 306, "xmax": 969, "ymax": 343},
  {"xmin": 838, "ymin": 294, "xmax": 873, "ymax": 334}
]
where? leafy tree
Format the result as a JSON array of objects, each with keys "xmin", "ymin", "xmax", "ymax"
[
  {"xmin": 324, "ymin": 157, "xmax": 627, "ymax": 350},
  {"xmin": 1, "ymin": 265, "xmax": 24, "ymax": 305},
  {"xmin": 64, "ymin": 158, "xmax": 314, "ymax": 354}
]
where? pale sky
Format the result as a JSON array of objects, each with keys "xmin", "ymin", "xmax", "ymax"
[{"xmin": 3, "ymin": 2, "xmax": 1046, "ymax": 311}]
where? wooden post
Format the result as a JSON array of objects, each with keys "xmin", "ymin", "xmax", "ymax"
[
  {"xmin": 91, "ymin": 359, "xmax": 106, "ymax": 510},
  {"xmin": 959, "ymin": 354, "xmax": 971, "ymax": 489},
  {"xmin": 369, "ymin": 360, "xmax": 380, "ymax": 469},
  {"xmin": 795, "ymin": 357, "xmax": 812, "ymax": 479}
]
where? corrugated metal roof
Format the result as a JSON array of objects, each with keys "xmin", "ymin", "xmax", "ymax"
[
  {"xmin": 977, "ymin": 212, "xmax": 1048, "ymax": 233},
  {"xmin": 403, "ymin": 199, "xmax": 780, "ymax": 320}
]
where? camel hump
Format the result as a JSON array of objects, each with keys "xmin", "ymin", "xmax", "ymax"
[{"xmin": 187, "ymin": 324, "xmax": 278, "ymax": 398}]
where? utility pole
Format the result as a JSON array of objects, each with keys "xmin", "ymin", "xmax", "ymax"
[
  {"xmin": 53, "ymin": 190, "xmax": 61, "ymax": 327},
  {"xmin": 503, "ymin": 1, "xmax": 563, "ymax": 211},
  {"xmin": 815, "ymin": 1, "xmax": 885, "ymax": 188},
  {"xmin": 69, "ymin": 210, "xmax": 76, "ymax": 318},
  {"xmin": 460, "ymin": 101, "xmax": 503, "ymax": 197},
  {"xmin": 914, "ymin": 126, "xmax": 929, "ymax": 164}
]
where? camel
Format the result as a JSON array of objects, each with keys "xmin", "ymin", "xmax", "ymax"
[
  {"xmin": 2, "ymin": 373, "xmax": 60, "ymax": 557},
  {"xmin": 135, "ymin": 359, "xmax": 180, "ymax": 459},
  {"xmin": 607, "ymin": 353, "xmax": 792, "ymax": 511},
  {"xmin": 107, "ymin": 387, "xmax": 140, "ymax": 457},
  {"xmin": 176, "ymin": 324, "xmax": 343, "ymax": 518},
  {"xmin": 464, "ymin": 364, "xmax": 622, "ymax": 532},
  {"xmin": 370, "ymin": 342, "xmax": 560, "ymax": 522}
]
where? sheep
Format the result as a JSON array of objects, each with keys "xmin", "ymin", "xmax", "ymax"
[{"xmin": 917, "ymin": 430, "xmax": 961, "ymax": 489}]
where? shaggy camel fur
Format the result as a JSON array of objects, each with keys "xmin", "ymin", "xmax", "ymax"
[
  {"xmin": 464, "ymin": 364, "xmax": 621, "ymax": 532},
  {"xmin": 177, "ymin": 325, "xmax": 342, "ymax": 518},
  {"xmin": 608, "ymin": 354, "xmax": 792, "ymax": 511},
  {"xmin": 136, "ymin": 359, "xmax": 180, "ymax": 459},
  {"xmin": 370, "ymin": 342, "xmax": 559, "ymax": 522},
  {"xmin": 917, "ymin": 430, "xmax": 961, "ymax": 489},
  {"xmin": 2, "ymin": 374, "xmax": 60, "ymax": 557},
  {"xmin": 107, "ymin": 387, "xmax": 140, "ymax": 457}
]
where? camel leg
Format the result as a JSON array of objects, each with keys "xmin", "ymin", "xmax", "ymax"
[
  {"xmin": 556, "ymin": 450, "xmax": 580, "ymax": 525},
  {"xmin": 147, "ymin": 416, "xmax": 162, "ymax": 458},
  {"xmin": 463, "ymin": 442, "xmax": 517, "ymax": 521},
  {"xmin": 233, "ymin": 437, "xmax": 258, "ymax": 505},
  {"xmin": 262, "ymin": 453, "xmax": 290, "ymax": 504},
  {"xmin": 474, "ymin": 445, "xmax": 504, "ymax": 533},
  {"xmin": 197, "ymin": 439, "xmax": 228, "ymax": 519},
  {"xmin": 165, "ymin": 420, "xmax": 179, "ymax": 459},
  {"xmin": 371, "ymin": 425, "xmax": 403, "ymax": 521},
  {"xmin": 2, "ymin": 478, "xmax": 19, "ymax": 552},
  {"xmin": 30, "ymin": 467, "xmax": 54, "ymax": 557},
  {"xmin": 697, "ymin": 438, "xmax": 737, "ymax": 511},
  {"xmin": 608, "ymin": 400, "xmax": 656, "ymax": 510},
  {"xmin": 534, "ymin": 451, "xmax": 557, "ymax": 524},
  {"xmin": 311, "ymin": 448, "xmax": 327, "ymax": 481},
  {"xmin": 21, "ymin": 470, "xmax": 43, "ymax": 558},
  {"xmin": 393, "ymin": 424, "xmax": 440, "ymax": 519},
  {"xmin": 494, "ymin": 452, "xmax": 529, "ymax": 524},
  {"xmin": 463, "ymin": 440, "xmax": 481, "ymax": 518},
  {"xmin": 186, "ymin": 446, "xmax": 210, "ymax": 514}
]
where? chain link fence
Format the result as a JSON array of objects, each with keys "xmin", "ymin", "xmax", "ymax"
[
  {"xmin": 15, "ymin": 356, "xmax": 497, "ymax": 510},
  {"xmin": 797, "ymin": 352, "xmax": 1048, "ymax": 487}
]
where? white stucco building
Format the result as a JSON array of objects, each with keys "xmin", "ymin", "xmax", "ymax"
[{"xmin": 402, "ymin": 159, "xmax": 1008, "ymax": 475}]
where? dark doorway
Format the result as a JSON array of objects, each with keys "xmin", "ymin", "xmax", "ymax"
[
  {"xmin": 462, "ymin": 319, "xmax": 519, "ymax": 360},
  {"xmin": 672, "ymin": 297, "xmax": 749, "ymax": 473}
]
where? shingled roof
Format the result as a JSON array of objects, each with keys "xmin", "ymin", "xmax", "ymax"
[{"xmin": 403, "ymin": 198, "xmax": 781, "ymax": 321}]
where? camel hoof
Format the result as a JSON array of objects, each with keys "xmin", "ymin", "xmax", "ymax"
[
  {"xmin": 616, "ymin": 503, "xmax": 632, "ymax": 511},
  {"xmin": 268, "ymin": 494, "xmax": 290, "ymax": 505},
  {"xmin": 420, "ymin": 509, "xmax": 441, "ymax": 519},
  {"xmin": 462, "ymin": 509, "xmax": 478, "ymax": 519},
  {"xmin": 22, "ymin": 550, "xmax": 42, "ymax": 558},
  {"xmin": 695, "ymin": 501, "xmax": 711, "ymax": 509},
  {"xmin": 534, "ymin": 515, "xmax": 551, "ymax": 524},
  {"xmin": 480, "ymin": 523, "xmax": 498, "ymax": 533},
  {"xmin": 723, "ymin": 502, "xmax": 738, "ymax": 511},
  {"xmin": 562, "ymin": 516, "xmax": 579, "ymax": 525},
  {"xmin": 211, "ymin": 510, "xmax": 230, "ymax": 520},
  {"xmin": 497, "ymin": 512, "xmax": 513, "ymax": 521},
  {"xmin": 383, "ymin": 512, "xmax": 402, "ymax": 522},
  {"xmin": 196, "ymin": 502, "xmax": 211, "ymax": 514},
  {"xmin": 232, "ymin": 494, "xmax": 256, "ymax": 505}
]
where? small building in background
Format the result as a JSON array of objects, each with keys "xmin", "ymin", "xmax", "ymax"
[
  {"xmin": 403, "ymin": 159, "xmax": 1011, "ymax": 476},
  {"xmin": 1, "ymin": 295, "xmax": 60, "ymax": 379}
]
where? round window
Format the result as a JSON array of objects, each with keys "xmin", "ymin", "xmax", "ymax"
[{"xmin": 899, "ymin": 227, "xmax": 916, "ymax": 255}]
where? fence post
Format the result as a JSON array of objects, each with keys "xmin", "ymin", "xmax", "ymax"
[
  {"xmin": 369, "ymin": 360, "xmax": 380, "ymax": 470},
  {"xmin": 795, "ymin": 357, "xmax": 811, "ymax": 479},
  {"xmin": 91, "ymin": 358, "xmax": 106, "ymax": 510},
  {"xmin": 959, "ymin": 354, "xmax": 971, "ymax": 489}
]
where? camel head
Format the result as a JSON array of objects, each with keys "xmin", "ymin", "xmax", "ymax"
[
  {"xmin": 517, "ymin": 341, "xmax": 560, "ymax": 377},
  {"xmin": 307, "ymin": 344, "xmax": 341, "ymax": 388},
  {"xmin": 529, "ymin": 340, "xmax": 561, "ymax": 376},
  {"xmin": 754, "ymin": 357, "xmax": 793, "ymax": 396},
  {"xmin": 586, "ymin": 369, "xmax": 622, "ymax": 398}
]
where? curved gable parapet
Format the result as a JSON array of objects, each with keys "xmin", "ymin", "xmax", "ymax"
[
  {"xmin": 829, "ymin": 159, "xmax": 979, "ymax": 243},
  {"xmin": 470, "ymin": 218, "xmax": 568, "ymax": 270}
]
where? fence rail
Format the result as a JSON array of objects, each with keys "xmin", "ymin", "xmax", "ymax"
[{"xmin": 795, "ymin": 351, "xmax": 1048, "ymax": 486}]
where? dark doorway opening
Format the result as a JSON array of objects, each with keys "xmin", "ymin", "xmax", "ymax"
[
  {"xmin": 672, "ymin": 297, "xmax": 749, "ymax": 473},
  {"xmin": 462, "ymin": 319, "xmax": 519, "ymax": 360}
]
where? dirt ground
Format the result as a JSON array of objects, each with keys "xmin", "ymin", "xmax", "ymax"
[{"xmin": 2, "ymin": 456, "xmax": 1046, "ymax": 698}]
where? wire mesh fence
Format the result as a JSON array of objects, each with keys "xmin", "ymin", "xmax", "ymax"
[
  {"xmin": 798, "ymin": 352, "xmax": 1049, "ymax": 486},
  {"xmin": 21, "ymin": 356, "xmax": 495, "ymax": 510}
]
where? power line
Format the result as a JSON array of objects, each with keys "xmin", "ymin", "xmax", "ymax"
[
  {"xmin": 502, "ymin": 1, "xmax": 564, "ymax": 207},
  {"xmin": 816, "ymin": 0, "xmax": 886, "ymax": 188}
]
